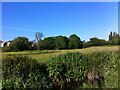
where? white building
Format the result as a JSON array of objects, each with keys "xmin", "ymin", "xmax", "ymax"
[
  {"xmin": 0, "ymin": 40, "xmax": 3, "ymax": 47},
  {"xmin": 0, "ymin": 40, "xmax": 11, "ymax": 47}
]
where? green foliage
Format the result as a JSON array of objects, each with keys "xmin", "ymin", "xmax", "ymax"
[
  {"xmin": 69, "ymin": 34, "xmax": 83, "ymax": 49},
  {"xmin": 83, "ymin": 51, "xmax": 119, "ymax": 88},
  {"xmin": 109, "ymin": 31, "xmax": 120, "ymax": 45},
  {"xmin": 8, "ymin": 37, "xmax": 30, "ymax": 51},
  {"xmin": 47, "ymin": 52, "xmax": 88, "ymax": 89},
  {"xmin": 104, "ymin": 51, "xmax": 119, "ymax": 88},
  {"xmin": 89, "ymin": 37, "xmax": 108, "ymax": 46},
  {"xmin": 54, "ymin": 36, "xmax": 69, "ymax": 50},
  {"xmin": 38, "ymin": 40, "xmax": 45, "ymax": 50},
  {"xmin": 47, "ymin": 51, "xmax": 119, "ymax": 89},
  {"xmin": 28, "ymin": 41, "xmax": 37, "ymax": 50},
  {"xmin": 85, "ymin": 51, "xmax": 110, "ymax": 72},
  {"xmin": 2, "ymin": 46, "xmax": 11, "ymax": 52},
  {"xmin": 110, "ymin": 37, "xmax": 119, "ymax": 45},
  {"xmin": 2, "ymin": 55, "xmax": 51, "ymax": 89},
  {"xmin": 2, "ymin": 50, "xmax": 119, "ymax": 89},
  {"xmin": 39, "ymin": 37, "xmax": 55, "ymax": 50},
  {"xmin": 2, "ymin": 31, "xmax": 120, "ymax": 52},
  {"xmin": 82, "ymin": 40, "xmax": 90, "ymax": 48},
  {"xmin": 38, "ymin": 34, "xmax": 83, "ymax": 50}
]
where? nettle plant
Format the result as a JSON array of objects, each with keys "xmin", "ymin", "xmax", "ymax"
[{"xmin": 47, "ymin": 52, "xmax": 88, "ymax": 89}]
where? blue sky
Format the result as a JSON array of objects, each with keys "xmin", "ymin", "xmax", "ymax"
[{"xmin": 2, "ymin": 2, "xmax": 118, "ymax": 41}]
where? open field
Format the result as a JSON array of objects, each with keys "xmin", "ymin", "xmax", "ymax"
[{"xmin": 1, "ymin": 45, "xmax": 119, "ymax": 63}]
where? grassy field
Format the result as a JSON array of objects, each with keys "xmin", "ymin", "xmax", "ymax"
[{"xmin": 1, "ymin": 45, "xmax": 119, "ymax": 63}]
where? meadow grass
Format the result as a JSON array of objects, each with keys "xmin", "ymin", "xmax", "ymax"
[{"xmin": 1, "ymin": 45, "xmax": 119, "ymax": 63}]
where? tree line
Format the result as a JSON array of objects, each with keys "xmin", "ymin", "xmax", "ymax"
[{"xmin": 2, "ymin": 31, "xmax": 120, "ymax": 52}]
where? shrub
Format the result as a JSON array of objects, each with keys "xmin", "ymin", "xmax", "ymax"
[
  {"xmin": 2, "ymin": 46, "xmax": 11, "ymax": 52},
  {"xmin": 2, "ymin": 55, "xmax": 51, "ymax": 89}
]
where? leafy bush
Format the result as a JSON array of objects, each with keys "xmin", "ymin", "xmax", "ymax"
[
  {"xmin": 2, "ymin": 55, "xmax": 51, "ymax": 89},
  {"xmin": 2, "ymin": 46, "xmax": 11, "ymax": 52},
  {"xmin": 8, "ymin": 37, "xmax": 30, "ymax": 52}
]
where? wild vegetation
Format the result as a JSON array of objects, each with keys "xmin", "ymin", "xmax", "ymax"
[
  {"xmin": 2, "ymin": 55, "xmax": 50, "ymax": 89},
  {"xmin": 1, "ymin": 31, "xmax": 120, "ymax": 89},
  {"xmin": 2, "ymin": 47, "xmax": 119, "ymax": 89}
]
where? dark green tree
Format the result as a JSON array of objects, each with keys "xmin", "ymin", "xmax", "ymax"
[
  {"xmin": 82, "ymin": 40, "xmax": 90, "ymax": 48},
  {"xmin": 39, "ymin": 37, "xmax": 55, "ymax": 50},
  {"xmin": 69, "ymin": 34, "xmax": 83, "ymax": 49},
  {"xmin": 89, "ymin": 37, "xmax": 108, "ymax": 46},
  {"xmin": 54, "ymin": 36, "xmax": 68, "ymax": 50},
  {"xmin": 9, "ymin": 37, "xmax": 30, "ymax": 51},
  {"xmin": 39, "ymin": 40, "xmax": 45, "ymax": 50}
]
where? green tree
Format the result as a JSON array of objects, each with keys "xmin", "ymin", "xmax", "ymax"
[
  {"xmin": 39, "ymin": 40, "xmax": 45, "ymax": 50},
  {"xmin": 89, "ymin": 37, "xmax": 108, "ymax": 46},
  {"xmin": 9, "ymin": 37, "xmax": 30, "ymax": 51},
  {"xmin": 39, "ymin": 37, "xmax": 55, "ymax": 50},
  {"xmin": 69, "ymin": 34, "xmax": 83, "ymax": 49},
  {"xmin": 44, "ymin": 37, "xmax": 55, "ymax": 50},
  {"xmin": 54, "ymin": 36, "xmax": 68, "ymax": 50},
  {"xmin": 82, "ymin": 40, "xmax": 90, "ymax": 48},
  {"xmin": 89, "ymin": 37, "xmax": 99, "ymax": 46}
]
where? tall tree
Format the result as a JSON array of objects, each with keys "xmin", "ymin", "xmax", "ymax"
[
  {"xmin": 39, "ymin": 37, "xmax": 55, "ymax": 50},
  {"xmin": 69, "ymin": 34, "xmax": 83, "ymax": 49},
  {"xmin": 54, "ymin": 36, "xmax": 68, "ymax": 50},
  {"xmin": 35, "ymin": 32, "xmax": 43, "ymax": 50},
  {"xmin": 9, "ymin": 37, "xmax": 30, "ymax": 51}
]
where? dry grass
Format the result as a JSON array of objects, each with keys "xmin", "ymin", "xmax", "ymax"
[{"xmin": 1, "ymin": 45, "xmax": 119, "ymax": 63}]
